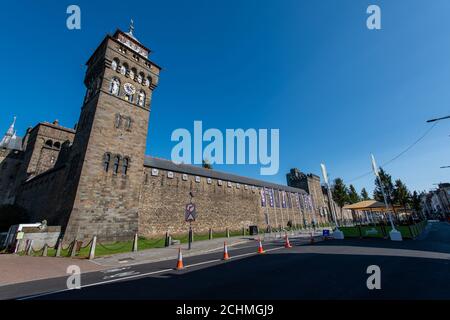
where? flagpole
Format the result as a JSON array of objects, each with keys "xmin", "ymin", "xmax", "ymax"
[
  {"xmin": 320, "ymin": 163, "xmax": 344, "ymax": 239},
  {"xmin": 371, "ymin": 154, "xmax": 402, "ymax": 241}
]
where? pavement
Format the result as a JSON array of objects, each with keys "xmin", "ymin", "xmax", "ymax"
[{"xmin": 1, "ymin": 223, "xmax": 449, "ymax": 300}]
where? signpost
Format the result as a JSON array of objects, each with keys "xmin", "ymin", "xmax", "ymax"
[{"xmin": 185, "ymin": 192, "xmax": 196, "ymax": 250}]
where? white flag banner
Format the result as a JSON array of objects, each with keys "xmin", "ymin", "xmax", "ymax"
[
  {"xmin": 320, "ymin": 163, "xmax": 329, "ymax": 186},
  {"xmin": 371, "ymin": 154, "xmax": 380, "ymax": 178}
]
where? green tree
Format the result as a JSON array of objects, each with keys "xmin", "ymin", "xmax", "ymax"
[
  {"xmin": 332, "ymin": 178, "xmax": 349, "ymax": 208},
  {"xmin": 410, "ymin": 191, "xmax": 423, "ymax": 217},
  {"xmin": 373, "ymin": 168, "xmax": 395, "ymax": 203},
  {"xmin": 202, "ymin": 159, "xmax": 213, "ymax": 169},
  {"xmin": 360, "ymin": 188, "xmax": 370, "ymax": 200},
  {"xmin": 393, "ymin": 179, "xmax": 411, "ymax": 210},
  {"xmin": 347, "ymin": 184, "xmax": 360, "ymax": 204}
]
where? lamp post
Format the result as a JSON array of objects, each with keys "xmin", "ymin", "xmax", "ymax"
[
  {"xmin": 371, "ymin": 154, "xmax": 402, "ymax": 241},
  {"xmin": 320, "ymin": 164, "xmax": 344, "ymax": 239}
]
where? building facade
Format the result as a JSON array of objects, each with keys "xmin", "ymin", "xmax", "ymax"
[{"xmin": 0, "ymin": 26, "xmax": 331, "ymax": 243}]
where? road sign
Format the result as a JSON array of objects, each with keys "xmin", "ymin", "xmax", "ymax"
[
  {"xmin": 185, "ymin": 203, "xmax": 196, "ymax": 222},
  {"xmin": 322, "ymin": 229, "xmax": 330, "ymax": 237}
]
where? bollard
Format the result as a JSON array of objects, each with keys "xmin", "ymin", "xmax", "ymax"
[
  {"xmin": 42, "ymin": 244, "xmax": 48, "ymax": 257},
  {"xmin": 242, "ymin": 227, "xmax": 246, "ymax": 236},
  {"xmin": 165, "ymin": 232, "xmax": 170, "ymax": 247},
  {"xmin": 26, "ymin": 240, "xmax": 34, "ymax": 256},
  {"xmin": 56, "ymin": 239, "xmax": 62, "ymax": 257},
  {"xmin": 132, "ymin": 233, "xmax": 138, "ymax": 252},
  {"xmin": 208, "ymin": 228, "xmax": 213, "ymax": 240},
  {"xmin": 89, "ymin": 236, "xmax": 97, "ymax": 260},
  {"xmin": 226, "ymin": 228, "xmax": 230, "ymax": 238},
  {"xmin": 70, "ymin": 239, "xmax": 77, "ymax": 257}
]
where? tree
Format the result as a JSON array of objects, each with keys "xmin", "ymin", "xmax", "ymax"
[
  {"xmin": 360, "ymin": 188, "xmax": 370, "ymax": 201},
  {"xmin": 332, "ymin": 178, "xmax": 349, "ymax": 208},
  {"xmin": 393, "ymin": 179, "xmax": 410, "ymax": 210},
  {"xmin": 373, "ymin": 168, "xmax": 395, "ymax": 203},
  {"xmin": 202, "ymin": 159, "xmax": 212, "ymax": 169},
  {"xmin": 347, "ymin": 184, "xmax": 360, "ymax": 204},
  {"xmin": 410, "ymin": 191, "xmax": 423, "ymax": 218}
]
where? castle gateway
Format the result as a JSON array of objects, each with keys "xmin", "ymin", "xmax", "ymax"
[{"xmin": 0, "ymin": 26, "xmax": 329, "ymax": 243}]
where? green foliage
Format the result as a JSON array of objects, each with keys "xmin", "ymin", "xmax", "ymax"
[
  {"xmin": 360, "ymin": 188, "xmax": 370, "ymax": 201},
  {"xmin": 347, "ymin": 184, "xmax": 360, "ymax": 204},
  {"xmin": 410, "ymin": 191, "xmax": 422, "ymax": 213},
  {"xmin": 393, "ymin": 179, "xmax": 410, "ymax": 208},
  {"xmin": 373, "ymin": 168, "xmax": 395, "ymax": 202},
  {"xmin": 0, "ymin": 204, "xmax": 29, "ymax": 232},
  {"xmin": 332, "ymin": 178, "xmax": 349, "ymax": 208}
]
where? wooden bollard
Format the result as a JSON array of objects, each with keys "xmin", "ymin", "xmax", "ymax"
[
  {"xmin": 89, "ymin": 236, "xmax": 97, "ymax": 260},
  {"xmin": 226, "ymin": 228, "xmax": 230, "ymax": 238},
  {"xmin": 132, "ymin": 233, "xmax": 138, "ymax": 252},
  {"xmin": 26, "ymin": 240, "xmax": 34, "ymax": 256},
  {"xmin": 208, "ymin": 228, "xmax": 213, "ymax": 240},
  {"xmin": 70, "ymin": 239, "xmax": 77, "ymax": 257}
]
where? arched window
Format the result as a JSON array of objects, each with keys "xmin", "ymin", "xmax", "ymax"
[
  {"xmin": 113, "ymin": 155, "xmax": 120, "ymax": 174},
  {"xmin": 130, "ymin": 68, "xmax": 137, "ymax": 81},
  {"xmin": 122, "ymin": 157, "xmax": 129, "ymax": 175},
  {"xmin": 53, "ymin": 142, "xmax": 61, "ymax": 149},
  {"xmin": 120, "ymin": 63, "xmax": 128, "ymax": 76},
  {"xmin": 45, "ymin": 140, "xmax": 53, "ymax": 147},
  {"xmin": 125, "ymin": 117, "xmax": 132, "ymax": 130},
  {"xmin": 103, "ymin": 153, "xmax": 111, "ymax": 172},
  {"xmin": 110, "ymin": 78, "xmax": 120, "ymax": 96},
  {"xmin": 111, "ymin": 58, "xmax": 119, "ymax": 71},
  {"xmin": 115, "ymin": 114, "xmax": 122, "ymax": 128},
  {"xmin": 146, "ymin": 76, "xmax": 152, "ymax": 87},
  {"xmin": 137, "ymin": 72, "xmax": 144, "ymax": 84},
  {"xmin": 137, "ymin": 90, "xmax": 146, "ymax": 107}
]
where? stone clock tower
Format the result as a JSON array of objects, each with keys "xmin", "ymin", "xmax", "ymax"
[{"xmin": 61, "ymin": 22, "xmax": 161, "ymax": 242}]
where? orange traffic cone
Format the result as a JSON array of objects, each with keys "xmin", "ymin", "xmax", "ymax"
[
  {"xmin": 176, "ymin": 247, "xmax": 184, "ymax": 270},
  {"xmin": 257, "ymin": 238, "xmax": 265, "ymax": 254},
  {"xmin": 284, "ymin": 233, "xmax": 292, "ymax": 248},
  {"xmin": 223, "ymin": 241, "xmax": 230, "ymax": 260}
]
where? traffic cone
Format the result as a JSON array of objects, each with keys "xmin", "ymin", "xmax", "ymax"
[
  {"xmin": 284, "ymin": 233, "xmax": 292, "ymax": 248},
  {"xmin": 223, "ymin": 241, "xmax": 230, "ymax": 260},
  {"xmin": 176, "ymin": 248, "xmax": 184, "ymax": 270},
  {"xmin": 257, "ymin": 238, "xmax": 265, "ymax": 254}
]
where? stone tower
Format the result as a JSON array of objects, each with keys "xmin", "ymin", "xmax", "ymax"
[{"xmin": 62, "ymin": 23, "xmax": 161, "ymax": 242}]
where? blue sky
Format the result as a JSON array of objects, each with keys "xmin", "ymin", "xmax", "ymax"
[{"xmin": 1, "ymin": 0, "xmax": 449, "ymax": 195}]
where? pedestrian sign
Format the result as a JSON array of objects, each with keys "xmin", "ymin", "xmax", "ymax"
[
  {"xmin": 322, "ymin": 229, "xmax": 330, "ymax": 237},
  {"xmin": 185, "ymin": 203, "xmax": 196, "ymax": 222}
]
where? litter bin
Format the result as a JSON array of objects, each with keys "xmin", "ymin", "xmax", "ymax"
[{"xmin": 249, "ymin": 225, "xmax": 258, "ymax": 235}]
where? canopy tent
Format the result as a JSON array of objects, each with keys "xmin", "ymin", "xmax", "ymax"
[{"xmin": 343, "ymin": 200, "xmax": 404, "ymax": 212}]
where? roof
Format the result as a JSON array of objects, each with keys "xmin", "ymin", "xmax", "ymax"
[
  {"xmin": 343, "ymin": 200, "xmax": 404, "ymax": 212},
  {"xmin": 144, "ymin": 156, "xmax": 307, "ymax": 194}
]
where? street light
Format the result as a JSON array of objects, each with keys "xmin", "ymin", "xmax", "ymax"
[{"xmin": 426, "ymin": 115, "xmax": 450, "ymax": 123}]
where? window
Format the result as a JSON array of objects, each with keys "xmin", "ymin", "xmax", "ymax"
[
  {"xmin": 137, "ymin": 90, "xmax": 146, "ymax": 107},
  {"xmin": 120, "ymin": 63, "xmax": 129, "ymax": 76},
  {"xmin": 115, "ymin": 114, "xmax": 122, "ymax": 128},
  {"xmin": 122, "ymin": 157, "xmax": 129, "ymax": 175},
  {"xmin": 111, "ymin": 58, "xmax": 119, "ymax": 71},
  {"xmin": 125, "ymin": 117, "xmax": 132, "ymax": 130},
  {"xmin": 124, "ymin": 92, "xmax": 134, "ymax": 103},
  {"xmin": 45, "ymin": 140, "xmax": 53, "ymax": 147},
  {"xmin": 110, "ymin": 78, "xmax": 120, "ymax": 96},
  {"xmin": 146, "ymin": 76, "xmax": 152, "ymax": 87},
  {"xmin": 54, "ymin": 142, "xmax": 61, "ymax": 149},
  {"xmin": 130, "ymin": 67, "xmax": 137, "ymax": 80},
  {"xmin": 137, "ymin": 72, "xmax": 144, "ymax": 84},
  {"xmin": 103, "ymin": 153, "xmax": 111, "ymax": 172},
  {"xmin": 113, "ymin": 156, "xmax": 120, "ymax": 174}
]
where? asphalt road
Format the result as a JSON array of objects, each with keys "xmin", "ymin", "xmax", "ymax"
[{"xmin": 2, "ymin": 222, "xmax": 449, "ymax": 300}]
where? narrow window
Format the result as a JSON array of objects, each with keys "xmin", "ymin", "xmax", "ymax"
[
  {"xmin": 110, "ymin": 78, "xmax": 120, "ymax": 96},
  {"xmin": 115, "ymin": 114, "xmax": 122, "ymax": 128},
  {"xmin": 45, "ymin": 140, "xmax": 53, "ymax": 147},
  {"xmin": 54, "ymin": 142, "xmax": 61, "ymax": 149},
  {"xmin": 103, "ymin": 153, "xmax": 111, "ymax": 172},
  {"xmin": 122, "ymin": 157, "xmax": 129, "ymax": 175},
  {"xmin": 125, "ymin": 117, "xmax": 132, "ymax": 130},
  {"xmin": 113, "ymin": 156, "xmax": 120, "ymax": 174}
]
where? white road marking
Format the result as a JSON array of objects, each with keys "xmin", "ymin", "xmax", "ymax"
[{"xmin": 18, "ymin": 244, "xmax": 288, "ymax": 300}]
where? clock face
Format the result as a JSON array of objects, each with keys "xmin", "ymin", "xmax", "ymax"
[{"xmin": 123, "ymin": 83, "xmax": 136, "ymax": 95}]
